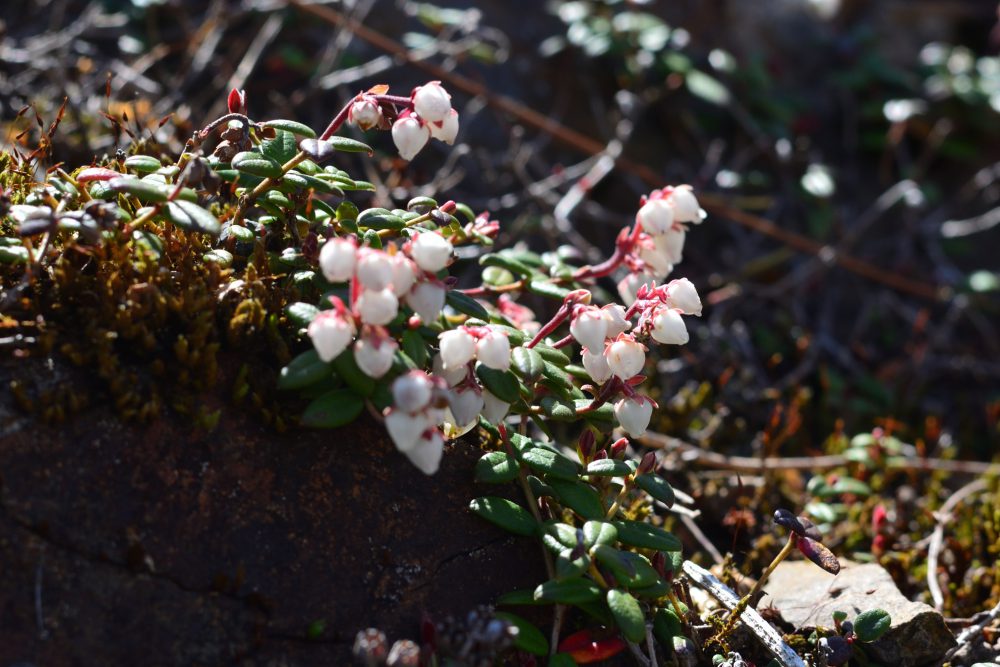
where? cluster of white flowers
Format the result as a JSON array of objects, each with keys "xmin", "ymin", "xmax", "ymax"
[
  {"xmin": 618, "ymin": 185, "xmax": 704, "ymax": 305},
  {"xmin": 348, "ymin": 82, "xmax": 459, "ymax": 161},
  {"xmin": 384, "ymin": 371, "xmax": 449, "ymax": 475},
  {"xmin": 307, "ymin": 230, "xmax": 455, "ymax": 379}
]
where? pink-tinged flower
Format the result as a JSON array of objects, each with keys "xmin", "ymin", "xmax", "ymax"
[
  {"xmin": 481, "ymin": 389, "xmax": 510, "ymax": 422},
  {"xmin": 605, "ymin": 334, "xmax": 646, "ymax": 380},
  {"xmin": 391, "ymin": 112, "xmax": 430, "ymax": 161},
  {"xmin": 404, "ymin": 428, "xmax": 445, "ymax": 475},
  {"xmin": 448, "ymin": 385, "xmax": 484, "ymax": 428},
  {"xmin": 318, "ymin": 236, "xmax": 357, "ymax": 283},
  {"xmin": 617, "ymin": 273, "xmax": 656, "ymax": 307},
  {"xmin": 355, "ymin": 288, "xmax": 398, "ymax": 325},
  {"xmin": 355, "ymin": 248, "xmax": 394, "ymax": 291},
  {"xmin": 385, "ymin": 409, "xmax": 430, "ymax": 452},
  {"xmin": 406, "ymin": 280, "xmax": 446, "ymax": 323},
  {"xmin": 602, "ymin": 304, "xmax": 631, "ymax": 338},
  {"xmin": 409, "ymin": 231, "xmax": 453, "ymax": 273},
  {"xmin": 433, "ymin": 352, "xmax": 466, "ymax": 387},
  {"xmin": 570, "ymin": 306, "xmax": 609, "ymax": 351},
  {"xmin": 392, "ymin": 371, "xmax": 434, "ymax": 413},
  {"xmin": 614, "ymin": 396, "xmax": 654, "ymax": 438},
  {"xmin": 666, "ymin": 277, "xmax": 702, "ymax": 316},
  {"xmin": 476, "ymin": 328, "xmax": 511, "ymax": 371},
  {"xmin": 636, "ymin": 234, "xmax": 674, "ymax": 279},
  {"xmin": 439, "ymin": 328, "xmax": 476, "ymax": 370},
  {"xmin": 412, "ymin": 81, "xmax": 452, "ymax": 124},
  {"xmin": 353, "ymin": 331, "xmax": 397, "ymax": 379},
  {"xmin": 496, "ymin": 294, "xmax": 538, "ymax": 333},
  {"xmin": 429, "ymin": 109, "xmax": 459, "ymax": 145},
  {"xmin": 637, "ymin": 197, "xmax": 675, "ymax": 236},
  {"xmin": 656, "ymin": 227, "xmax": 686, "ymax": 264},
  {"xmin": 669, "ymin": 184, "xmax": 702, "ymax": 224},
  {"xmin": 307, "ymin": 307, "xmax": 355, "ymax": 362},
  {"xmin": 390, "ymin": 254, "xmax": 416, "ymax": 297},
  {"xmin": 348, "ymin": 94, "xmax": 382, "ymax": 130},
  {"xmin": 650, "ymin": 308, "xmax": 688, "ymax": 345},
  {"xmin": 582, "ymin": 347, "xmax": 613, "ymax": 384}
]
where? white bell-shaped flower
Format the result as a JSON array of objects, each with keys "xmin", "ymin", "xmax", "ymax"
[
  {"xmin": 637, "ymin": 198, "xmax": 675, "ymax": 236},
  {"xmin": 385, "ymin": 408, "xmax": 429, "ymax": 452},
  {"xmin": 355, "ymin": 288, "xmax": 398, "ymax": 326},
  {"xmin": 348, "ymin": 96, "xmax": 382, "ymax": 131},
  {"xmin": 650, "ymin": 308, "xmax": 689, "ymax": 345},
  {"xmin": 638, "ymin": 241, "xmax": 674, "ymax": 280},
  {"xmin": 353, "ymin": 335, "xmax": 397, "ymax": 379},
  {"xmin": 617, "ymin": 272, "xmax": 656, "ymax": 307},
  {"xmin": 405, "ymin": 428, "xmax": 445, "ymax": 475},
  {"xmin": 355, "ymin": 248, "xmax": 394, "ymax": 291},
  {"xmin": 409, "ymin": 231, "xmax": 453, "ymax": 273},
  {"xmin": 412, "ymin": 81, "xmax": 452, "ymax": 123},
  {"xmin": 433, "ymin": 352, "xmax": 467, "ymax": 387},
  {"xmin": 582, "ymin": 347, "xmax": 613, "ymax": 384},
  {"xmin": 406, "ymin": 280, "xmax": 446, "ymax": 323},
  {"xmin": 669, "ymin": 185, "xmax": 702, "ymax": 224},
  {"xmin": 307, "ymin": 310, "xmax": 355, "ymax": 362},
  {"xmin": 614, "ymin": 397, "xmax": 654, "ymax": 438},
  {"xmin": 666, "ymin": 277, "xmax": 702, "ymax": 316},
  {"xmin": 481, "ymin": 389, "xmax": 510, "ymax": 423},
  {"xmin": 605, "ymin": 335, "xmax": 646, "ymax": 380},
  {"xmin": 476, "ymin": 329, "xmax": 511, "ymax": 371},
  {"xmin": 570, "ymin": 306, "xmax": 609, "ymax": 351},
  {"xmin": 656, "ymin": 227, "xmax": 686, "ymax": 265},
  {"xmin": 318, "ymin": 237, "xmax": 357, "ymax": 283},
  {"xmin": 438, "ymin": 328, "xmax": 476, "ymax": 370},
  {"xmin": 602, "ymin": 304, "xmax": 631, "ymax": 338},
  {"xmin": 392, "ymin": 371, "xmax": 434, "ymax": 413},
  {"xmin": 391, "ymin": 114, "xmax": 430, "ymax": 161},
  {"xmin": 429, "ymin": 109, "xmax": 459, "ymax": 145},
  {"xmin": 448, "ymin": 386, "xmax": 485, "ymax": 428},
  {"xmin": 390, "ymin": 254, "xmax": 416, "ymax": 297}
]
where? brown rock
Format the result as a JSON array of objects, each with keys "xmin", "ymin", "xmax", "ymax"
[{"xmin": 758, "ymin": 559, "xmax": 955, "ymax": 666}]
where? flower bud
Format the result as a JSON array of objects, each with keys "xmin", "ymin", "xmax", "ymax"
[
  {"xmin": 354, "ymin": 334, "xmax": 397, "ymax": 379},
  {"xmin": 637, "ymin": 450, "xmax": 657, "ymax": 475},
  {"xmin": 307, "ymin": 310, "xmax": 355, "ymax": 362},
  {"xmin": 481, "ymin": 389, "xmax": 510, "ymax": 423},
  {"xmin": 476, "ymin": 328, "xmax": 511, "ymax": 371},
  {"xmin": 406, "ymin": 280, "xmax": 446, "ymax": 323},
  {"xmin": 669, "ymin": 185, "xmax": 702, "ymax": 224},
  {"xmin": 355, "ymin": 288, "xmax": 399, "ymax": 326},
  {"xmin": 439, "ymin": 328, "xmax": 476, "ymax": 370},
  {"xmin": 391, "ymin": 113, "xmax": 430, "ymax": 161},
  {"xmin": 385, "ymin": 408, "xmax": 429, "ymax": 452},
  {"xmin": 637, "ymin": 197, "xmax": 675, "ymax": 236},
  {"xmin": 582, "ymin": 347, "xmax": 613, "ymax": 384},
  {"xmin": 666, "ymin": 277, "xmax": 702, "ymax": 316},
  {"xmin": 429, "ymin": 109, "xmax": 459, "ymax": 145},
  {"xmin": 392, "ymin": 370, "xmax": 434, "ymax": 412},
  {"xmin": 355, "ymin": 248, "xmax": 394, "ymax": 291},
  {"xmin": 405, "ymin": 428, "xmax": 445, "ymax": 475},
  {"xmin": 650, "ymin": 308, "xmax": 689, "ymax": 345},
  {"xmin": 412, "ymin": 81, "xmax": 452, "ymax": 123},
  {"xmin": 409, "ymin": 231, "xmax": 453, "ymax": 272},
  {"xmin": 318, "ymin": 237, "xmax": 357, "ymax": 283},
  {"xmin": 578, "ymin": 429, "xmax": 596, "ymax": 462},
  {"xmin": 610, "ymin": 437, "xmax": 629, "ymax": 459},
  {"xmin": 614, "ymin": 397, "xmax": 653, "ymax": 438},
  {"xmin": 570, "ymin": 306, "xmax": 609, "ymax": 351},
  {"xmin": 348, "ymin": 95, "xmax": 382, "ymax": 131},
  {"xmin": 605, "ymin": 335, "xmax": 646, "ymax": 380},
  {"xmin": 448, "ymin": 385, "xmax": 485, "ymax": 428}
]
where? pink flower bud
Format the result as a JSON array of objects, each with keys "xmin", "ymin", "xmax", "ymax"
[
  {"xmin": 669, "ymin": 185, "xmax": 702, "ymax": 224},
  {"xmin": 348, "ymin": 95, "xmax": 382, "ymax": 131},
  {"xmin": 570, "ymin": 306, "xmax": 609, "ymax": 351},
  {"xmin": 610, "ymin": 437, "xmax": 629, "ymax": 459},
  {"xmin": 448, "ymin": 385, "xmax": 484, "ymax": 428},
  {"xmin": 438, "ymin": 328, "xmax": 476, "ymax": 370},
  {"xmin": 637, "ymin": 450, "xmax": 657, "ymax": 475},
  {"xmin": 637, "ymin": 198, "xmax": 675, "ymax": 236},
  {"xmin": 318, "ymin": 237, "xmax": 357, "ymax": 283},
  {"xmin": 355, "ymin": 248, "xmax": 394, "ymax": 291},
  {"xmin": 666, "ymin": 277, "xmax": 702, "ymax": 316},
  {"xmin": 409, "ymin": 231, "xmax": 453, "ymax": 272},
  {"xmin": 355, "ymin": 288, "xmax": 399, "ymax": 325},
  {"xmin": 391, "ymin": 113, "xmax": 430, "ymax": 161},
  {"xmin": 405, "ymin": 428, "xmax": 445, "ymax": 475},
  {"xmin": 605, "ymin": 335, "xmax": 646, "ymax": 380},
  {"xmin": 650, "ymin": 308, "xmax": 688, "ymax": 345},
  {"xmin": 481, "ymin": 389, "xmax": 510, "ymax": 423},
  {"xmin": 476, "ymin": 328, "xmax": 511, "ymax": 371},
  {"xmin": 392, "ymin": 371, "xmax": 434, "ymax": 412},
  {"xmin": 614, "ymin": 397, "xmax": 653, "ymax": 438},
  {"xmin": 429, "ymin": 109, "xmax": 459, "ymax": 145},
  {"xmin": 412, "ymin": 81, "xmax": 452, "ymax": 123},
  {"xmin": 406, "ymin": 280, "xmax": 446, "ymax": 323},
  {"xmin": 385, "ymin": 408, "xmax": 430, "ymax": 452},
  {"xmin": 354, "ymin": 333, "xmax": 397, "ymax": 379},
  {"xmin": 307, "ymin": 310, "xmax": 355, "ymax": 362},
  {"xmin": 582, "ymin": 347, "xmax": 613, "ymax": 384}
]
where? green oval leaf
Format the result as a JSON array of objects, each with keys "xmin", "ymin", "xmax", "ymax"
[
  {"xmin": 123, "ymin": 154, "xmax": 162, "ymax": 173},
  {"xmin": 469, "ymin": 497, "xmax": 537, "ymax": 536},
  {"xmin": 586, "ymin": 459, "xmax": 632, "ymax": 477},
  {"xmin": 582, "ymin": 520, "xmax": 618, "ymax": 548},
  {"xmin": 535, "ymin": 578, "xmax": 602, "ymax": 604},
  {"xmin": 286, "ymin": 301, "xmax": 320, "ymax": 328},
  {"xmin": 261, "ymin": 119, "xmax": 316, "ymax": 138},
  {"xmin": 653, "ymin": 608, "xmax": 683, "ymax": 645},
  {"xmin": 325, "ymin": 135, "xmax": 374, "ymax": 154},
  {"xmin": 333, "ymin": 348, "xmax": 375, "ymax": 397},
  {"xmin": 475, "ymin": 451, "xmax": 519, "ymax": 484},
  {"xmin": 278, "ymin": 349, "xmax": 333, "ymax": 390},
  {"xmin": 511, "ymin": 346, "xmax": 545, "ymax": 384},
  {"xmin": 301, "ymin": 388, "xmax": 363, "ymax": 428},
  {"xmin": 635, "ymin": 473, "xmax": 675, "ymax": 508},
  {"xmin": 446, "ymin": 290, "xmax": 490, "ymax": 321},
  {"xmin": 232, "ymin": 151, "xmax": 283, "ymax": 178},
  {"xmin": 0, "ymin": 245, "xmax": 29, "ymax": 265},
  {"xmin": 479, "ymin": 252, "xmax": 535, "ymax": 277},
  {"xmin": 607, "ymin": 589, "xmax": 646, "ymax": 643},
  {"xmin": 548, "ymin": 479, "xmax": 604, "ymax": 520},
  {"xmin": 854, "ymin": 608, "xmax": 891, "ymax": 642},
  {"xmin": 476, "ymin": 365, "xmax": 522, "ymax": 404},
  {"xmin": 527, "ymin": 278, "xmax": 571, "ymax": 301},
  {"xmin": 612, "ymin": 520, "xmax": 682, "ymax": 552},
  {"xmin": 519, "ymin": 447, "xmax": 581, "ymax": 481},
  {"xmin": 494, "ymin": 612, "xmax": 547, "ymax": 656},
  {"xmin": 107, "ymin": 176, "xmax": 168, "ymax": 203},
  {"xmin": 166, "ymin": 200, "xmax": 222, "ymax": 235}
]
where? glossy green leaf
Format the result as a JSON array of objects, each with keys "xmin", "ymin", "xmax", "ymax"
[
  {"xmin": 612, "ymin": 520, "xmax": 682, "ymax": 552},
  {"xmin": 635, "ymin": 473, "xmax": 675, "ymax": 507},
  {"xmin": 300, "ymin": 388, "xmax": 363, "ymax": 428},
  {"xmin": 853, "ymin": 608, "xmax": 891, "ymax": 642},
  {"xmin": 286, "ymin": 301, "xmax": 320, "ymax": 328},
  {"xmin": 446, "ymin": 290, "xmax": 490, "ymax": 320},
  {"xmin": 544, "ymin": 522, "xmax": 579, "ymax": 550},
  {"xmin": 533, "ymin": 344, "xmax": 571, "ymax": 367},
  {"xmin": 535, "ymin": 578, "xmax": 602, "ymax": 604},
  {"xmin": 476, "ymin": 365, "xmax": 522, "ymax": 404},
  {"xmin": 401, "ymin": 328, "xmax": 428, "ymax": 368},
  {"xmin": 262, "ymin": 129, "xmax": 299, "ymax": 164},
  {"xmin": 469, "ymin": 497, "xmax": 537, "ymax": 536},
  {"xmin": 326, "ymin": 135, "xmax": 374, "ymax": 153},
  {"xmin": 586, "ymin": 459, "xmax": 632, "ymax": 477},
  {"xmin": 480, "ymin": 252, "xmax": 535, "ymax": 277},
  {"xmin": 333, "ymin": 348, "xmax": 375, "ymax": 397},
  {"xmin": 166, "ymin": 200, "xmax": 221, "ymax": 235},
  {"xmin": 548, "ymin": 479, "xmax": 604, "ymax": 520},
  {"xmin": 474, "ymin": 451, "xmax": 519, "ymax": 484},
  {"xmin": 0, "ymin": 245, "xmax": 29, "ymax": 264},
  {"xmin": 123, "ymin": 154, "xmax": 162, "ymax": 173},
  {"xmin": 496, "ymin": 589, "xmax": 539, "ymax": 606},
  {"xmin": 278, "ymin": 349, "xmax": 334, "ymax": 390},
  {"xmin": 607, "ymin": 589, "xmax": 645, "ymax": 643},
  {"xmin": 494, "ymin": 612, "xmax": 548, "ymax": 656},
  {"xmin": 527, "ymin": 278, "xmax": 571, "ymax": 301},
  {"xmin": 653, "ymin": 608, "xmax": 683, "ymax": 645},
  {"xmin": 582, "ymin": 520, "xmax": 618, "ymax": 548},
  {"xmin": 232, "ymin": 152, "xmax": 283, "ymax": 178},
  {"xmin": 510, "ymin": 346, "xmax": 545, "ymax": 384},
  {"xmin": 555, "ymin": 547, "xmax": 589, "ymax": 579},
  {"xmin": 261, "ymin": 119, "xmax": 316, "ymax": 138},
  {"xmin": 519, "ymin": 446, "xmax": 581, "ymax": 481}
]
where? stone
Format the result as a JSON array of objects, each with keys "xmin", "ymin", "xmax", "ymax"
[{"xmin": 758, "ymin": 559, "xmax": 955, "ymax": 666}]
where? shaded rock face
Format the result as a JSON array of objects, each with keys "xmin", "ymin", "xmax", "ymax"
[
  {"xmin": 0, "ymin": 359, "xmax": 545, "ymax": 665},
  {"xmin": 759, "ymin": 559, "xmax": 956, "ymax": 666}
]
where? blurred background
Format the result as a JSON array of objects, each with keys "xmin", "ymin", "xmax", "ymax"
[{"xmin": 2, "ymin": 0, "xmax": 999, "ymax": 456}]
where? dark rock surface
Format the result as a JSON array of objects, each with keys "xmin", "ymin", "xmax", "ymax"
[{"xmin": 0, "ymin": 357, "xmax": 545, "ymax": 665}]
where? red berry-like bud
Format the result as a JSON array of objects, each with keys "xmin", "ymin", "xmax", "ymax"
[{"xmin": 227, "ymin": 88, "xmax": 247, "ymax": 114}]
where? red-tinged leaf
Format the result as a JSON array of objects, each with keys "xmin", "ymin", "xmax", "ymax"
[
  {"xmin": 558, "ymin": 628, "xmax": 627, "ymax": 664},
  {"xmin": 795, "ymin": 535, "xmax": 841, "ymax": 574},
  {"xmin": 76, "ymin": 167, "xmax": 123, "ymax": 183},
  {"xmin": 367, "ymin": 84, "xmax": 390, "ymax": 95}
]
